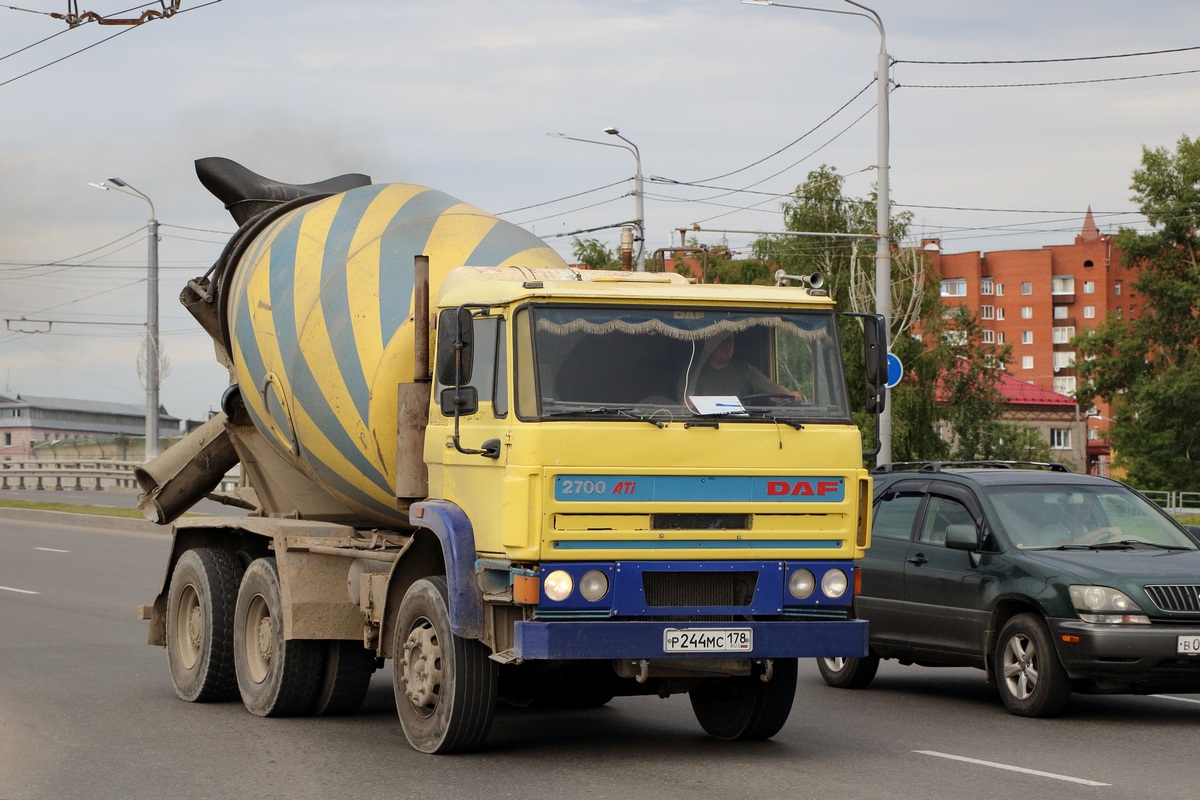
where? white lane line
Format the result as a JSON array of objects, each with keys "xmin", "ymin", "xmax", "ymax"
[
  {"xmin": 34, "ymin": 547, "xmax": 70, "ymax": 553},
  {"xmin": 914, "ymin": 750, "xmax": 1111, "ymax": 787},
  {"xmin": 1151, "ymin": 694, "xmax": 1200, "ymax": 705},
  {"xmin": 0, "ymin": 585, "xmax": 40, "ymax": 595}
]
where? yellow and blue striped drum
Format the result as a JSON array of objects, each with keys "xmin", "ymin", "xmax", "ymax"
[{"xmin": 226, "ymin": 184, "xmax": 566, "ymax": 525}]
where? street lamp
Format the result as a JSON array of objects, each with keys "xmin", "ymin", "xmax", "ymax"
[
  {"xmin": 91, "ymin": 177, "xmax": 161, "ymax": 460},
  {"xmin": 742, "ymin": 0, "xmax": 893, "ymax": 465},
  {"xmin": 548, "ymin": 128, "xmax": 646, "ymax": 271}
]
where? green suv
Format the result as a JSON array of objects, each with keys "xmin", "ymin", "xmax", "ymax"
[{"xmin": 820, "ymin": 462, "xmax": 1200, "ymax": 717}]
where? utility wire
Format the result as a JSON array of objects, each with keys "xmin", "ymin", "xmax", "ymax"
[
  {"xmin": 897, "ymin": 44, "xmax": 1200, "ymax": 65},
  {"xmin": 497, "ymin": 178, "xmax": 629, "ymax": 216},
  {"xmin": 901, "ymin": 68, "xmax": 1200, "ymax": 89},
  {"xmin": 1, "ymin": 1, "xmax": 224, "ymax": 89},
  {"xmin": 685, "ymin": 80, "xmax": 874, "ymax": 184}
]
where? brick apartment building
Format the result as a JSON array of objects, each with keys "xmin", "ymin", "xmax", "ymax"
[{"xmin": 924, "ymin": 209, "xmax": 1138, "ymax": 475}]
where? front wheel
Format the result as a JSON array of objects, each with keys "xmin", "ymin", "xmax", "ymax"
[
  {"xmin": 689, "ymin": 658, "xmax": 797, "ymax": 741},
  {"xmin": 994, "ymin": 613, "xmax": 1071, "ymax": 717},
  {"xmin": 816, "ymin": 654, "xmax": 880, "ymax": 689},
  {"xmin": 392, "ymin": 576, "xmax": 498, "ymax": 754}
]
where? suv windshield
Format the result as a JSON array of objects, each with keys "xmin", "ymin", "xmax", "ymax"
[
  {"xmin": 986, "ymin": 484, "xmax": 1197, "ymax": 550},
  {"xmin": 516, "ymin": 305, "xmax": 851, "ymax": 422}
]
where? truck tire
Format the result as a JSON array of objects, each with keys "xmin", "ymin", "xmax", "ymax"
[
  {"xmin": 689, "ymin": 658, "xmax": 797, "ymax": 741},
  {"xmin": 817, "ymin": 654, "xmax": 880, "ymax": 689},
  {"xmin": 166, "ymin": 548, "xmax": 244, "ymax": 702},
  {"xmin": 994, "ymin": 613, "xmax": 1071, "ymax": 718},
  {"xmin": 233, "ymin": 558, "xmax": 322, "ymax": 716},
  {"xmin": 392, "ymin": 576, "xmax": 498, "ymax": 754},
  {"xmin": 311, "ymin": 640, "xmax": 376, "ymax": 716}
]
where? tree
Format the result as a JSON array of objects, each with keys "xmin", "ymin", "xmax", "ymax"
[
  {"xmin": 1075, "ymin": 134, "xmax": 1200, "ymax": 489},
  {"xmin": 570, "ymin": 237, "xmax": 619, "ymax": 270}
]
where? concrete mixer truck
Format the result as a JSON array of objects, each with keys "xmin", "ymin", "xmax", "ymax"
[{"xmin": 136, "ymin": 157, "xmax": 888, "ymax": 754}]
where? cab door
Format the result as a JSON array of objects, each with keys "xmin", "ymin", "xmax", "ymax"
[{"xmin": 432, "ymin": 315, "xmax": 512, "ymax": 554}]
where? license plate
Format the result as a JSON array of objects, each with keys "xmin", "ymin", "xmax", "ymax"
[
  {"xmin": 663, "ymin": 628, "xmax": 753, "ymax": 653},
  {"xmin": 1178, "ymin": 635, "xmax": 1200, "ymax": 655}
]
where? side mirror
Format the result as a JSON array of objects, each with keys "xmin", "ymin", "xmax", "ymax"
[
  {"xmin": 435, "ymin": 307, "xmax": 474, "ymax": 386},
  {"xmin": 440, "ymin": 385, "xmax": 479, "ymax": 417},
  {"xmin": 863, "ymin": 313, "xmax": 888, "ymax": 386},
  {"xmin": 945, "ymin": 523, "xmax": 980, "ymax": 551}
]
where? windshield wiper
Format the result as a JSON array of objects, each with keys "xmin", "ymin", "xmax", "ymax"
[
  {"xmin": 688, "ymin": 410, "xmax": 805, "ymax": 430},
  {"xmin": 1032, "ymin": 540, "xmax": 1190, "ymax": 552},
  {"xmin": 545, "ymin": 407, "xmax": 666, "ymax": 428}
]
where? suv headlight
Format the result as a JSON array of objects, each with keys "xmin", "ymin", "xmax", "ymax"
[{"xmin": 1069, "ymin": 585, "xmax": 1150, "ymax": 624}]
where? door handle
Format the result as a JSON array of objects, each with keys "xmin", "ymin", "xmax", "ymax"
[{"xmin": 906, "ymin": 553, "xmax": 928, "ymax": 566}]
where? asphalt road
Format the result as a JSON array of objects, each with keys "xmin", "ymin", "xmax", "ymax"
[{"xmin": 2, "ymin": 511, "xmax": 1198, "ymax": 800}]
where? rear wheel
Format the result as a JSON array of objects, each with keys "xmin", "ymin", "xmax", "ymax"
[
  {"xmin": 165, "ymin": 548, "xmax": 244, "ymax": 702},
  {"xmin": 995, "ymin": 613, "xmax": 1071, "ymax": 718},
  {"xmin": 816, "ymin": 654, "xmax": 880, "ymax": 689},
  {"xmin": 392, "ymin": 576, "xmax": 498, "ymax": 754},
  {"xmin": 233, "ymin": 558, "xmax": 323, "ymax": 716},
  {"xmin": 689, "ymin": 658, "xmax": 797, "ymax": 741},
  {"xmin": 311, "ymin": 640, "xmax": 377, "ymax": 716}
]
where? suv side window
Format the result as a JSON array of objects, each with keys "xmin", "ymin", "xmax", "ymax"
[
  {"xmin": 872, "ymin": 483, "xmax": 925, "ymax": 540},
  {"xmin": 919, "ymin": 496, "xmax": 975, "ymax": 545}
]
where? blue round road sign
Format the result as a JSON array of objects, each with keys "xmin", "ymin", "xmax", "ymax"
[{"xmin": 885, "ymin": 352, "xmax": 904, "ymax": 389}]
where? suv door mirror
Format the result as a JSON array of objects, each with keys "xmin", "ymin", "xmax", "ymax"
[{"xmin": 944, "ymin": 523, "xmax": 980, "ymax": 551}]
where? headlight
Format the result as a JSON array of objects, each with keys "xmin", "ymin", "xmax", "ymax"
[
  {"xmin": 579, "ymin": 569, "xmax": 609, "ymax": 602},
  {"xmin": 821, "ymin": 568, "xmax": 849, "ymax": 599},
  {"xmin": 543, "ymin": 570, "xmax": 574, "ymax": 602},
  {"xmin": 1069, "ymin": 585, "xmax": 1150, "ymax": 624},
  {"xmin": 788, "ymin": 568, "xmax": 815, "ymax": 599}
]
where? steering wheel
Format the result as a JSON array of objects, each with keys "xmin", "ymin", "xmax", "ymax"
[{"xmin": 1075, "ymin": 526, "xmax": 1121, "ymax": 545}]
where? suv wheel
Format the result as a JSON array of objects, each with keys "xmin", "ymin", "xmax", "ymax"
[
  {"xmin": 817, "ymin": 654, "xmax": 880, "ymax": 689},
  {"xmin": 994, "ymin": 613, "xmax": 1070, "ymax": 717}
]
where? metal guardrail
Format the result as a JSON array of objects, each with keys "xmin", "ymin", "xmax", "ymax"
[
  {"xmin": 1141, "ymin": 490, "xmax": 1200, "ymax": 516},
  {"xmin": 0, "ymin": 460, "xmax": 239, "ymax": 493}
]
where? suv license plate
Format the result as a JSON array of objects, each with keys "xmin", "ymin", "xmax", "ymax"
[
  {"xmin": 663, "ymin": 628, "xmax": 753, "ymax": 653},
  {"xmin": 1178, "ymin": 635, "xmax": 1200, "ymax": 655}
]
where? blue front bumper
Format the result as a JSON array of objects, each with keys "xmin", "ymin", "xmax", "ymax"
[{"xmin": 514, "ymin": 618, "xmax": 868, "ymax": 660}]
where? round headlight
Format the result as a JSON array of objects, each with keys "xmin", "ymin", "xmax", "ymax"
[
  {"xmin": 821, "ymin": 569, "xmax": 848, "ymax": 599},
  {"xmin": 543, "ymin": 570, "xmax": 573, "ymax": 602},
  {"xmin": 1082, "ymin": 586, "xmax": 1107, "ymax": 610},
  {"xmin": 788, "ymin": 568, "xmax": 815, "ymax": 599},
  {"xmin": 579, "ymin": 569, "xmax": 609, "ymax": 602}
]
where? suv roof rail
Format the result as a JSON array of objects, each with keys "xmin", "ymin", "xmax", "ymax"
[{"xmin": 873, "ymin": 460, "xmax": 1073, "ymax": 474}]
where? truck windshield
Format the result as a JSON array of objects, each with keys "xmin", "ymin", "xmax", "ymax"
[{"xmin": 519, "ymin": 305, "xmax": 851, "ymax": 423}]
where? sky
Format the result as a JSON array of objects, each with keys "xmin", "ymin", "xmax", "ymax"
[{"xmin": 2, "ymin": 0, "xmax": 1198, "ymax": 424}]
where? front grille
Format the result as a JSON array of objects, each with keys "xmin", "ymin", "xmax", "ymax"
[
  {"xmin": 652, "ymin": 513, "xmax": 750, "ymax": 530},
  {"xmin": 1145, "ymin": 584, "xmax": 1200, "ymax": 613},
  {"xmin": 642, "ymin": 571, "xmax": 758, "ymax": 607}
]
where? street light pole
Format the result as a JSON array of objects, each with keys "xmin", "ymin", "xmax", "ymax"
[
  {"xmin": 604, "ymin": 127, "xmax": 645, "ymax": 271},
  {"xmin": 742, "ymin": 0, "xmax": 892, "ymax": 464},
  {"xmin": 91, "ymin": 177, "xmax": 160, "ymax": 460},
  {"xmin": 548, "ymin": 128, "xmax": 646, "ymax": 271}
]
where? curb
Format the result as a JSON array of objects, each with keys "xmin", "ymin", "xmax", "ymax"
[{"xmin": 0, "ymin": 506, "xmax": 164, "ymax": 534}]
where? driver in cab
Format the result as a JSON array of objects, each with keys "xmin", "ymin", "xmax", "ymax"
[{"xmin": 688, "ymin": 333, "xmax": 802, "ymax": 402}]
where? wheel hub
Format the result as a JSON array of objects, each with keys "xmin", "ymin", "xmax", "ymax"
[
  {"xmin": 186, "ymin": 606, "xmax": 203, "ymax": 652},
  {"xmin": 401, "ymin": 621, "xmax": 443, "ymax": 713},
  {"xmin": 255, "ymin": 617, "xmax": 274, "ymax": 664}
]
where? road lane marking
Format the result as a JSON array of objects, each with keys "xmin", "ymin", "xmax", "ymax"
[
  {"xmin": 914, "ymin": 750, "xmax": 1110, "ymax": 787},
  {"xmin": 34, "ymin": 547, "xmax": 70, "ymax": 553},
  {"xmin": 1151, "ymin": 694, "xmax": 1200, "ymax": 705},
  {"xmin": 0, "ymin": 585, "xmax": 40, "ymax": 595}
]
